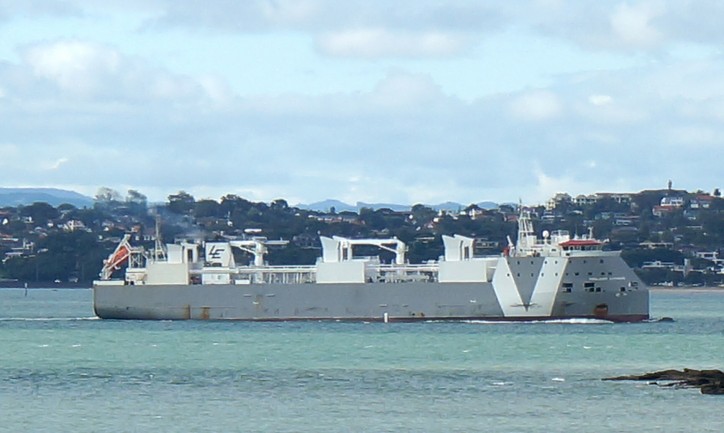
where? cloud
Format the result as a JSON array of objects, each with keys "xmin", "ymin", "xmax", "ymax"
[
  {"xmin": 509, "ymin": 90, "xmax": 562, "ymax": 121},
  {"xmin": 24, "ymin": 40, "xmax": 122, "ymax": 96},
  {"xmin": 497, "ymin": 1, "xmax": 724, "ymax": 54},
  {"xmin": 7, "ymin": 1, "xmax": 724, "ymax": 59},
  {"xmin": 140, "ymin": 1, "xmax": 496, "ymax": 59},
  {"xmin": 317, "ymin": 29, "xmax": 468, "ymax": 58},
  {"xmin": 0, "ymin": 0, "xmax": 81, "ymax": 23},
  {"xmin": 2, "ymin": 31, "xmax": 723, "ymax": 204},
  {"xmin": 11, "ymin": 40, "xmax": 228, "ymax": 104},
  {"xmin": 610, "ymin": 2, "xmax": 663, "ymax": 48},
  {"xmin": 43, "ymin": 157, "xmax": 70, "ymax": 170},
  {"xmin": 588, "ymin": 94, "xmax": 613, "ymax": 106},
  {"xmin": 145, "ymin": 0, "xmax": 503, "ymax": 32},
  {"xmin": 369, "ymin": 71, "xmax": 446, "ymax": 108}
]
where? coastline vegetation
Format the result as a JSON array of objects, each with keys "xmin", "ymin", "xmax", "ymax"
[{"xmin": 0, "ymin": 187, "xmax": 722, "ymax": 286}]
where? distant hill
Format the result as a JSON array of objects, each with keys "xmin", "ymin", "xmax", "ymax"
[
  {"xmin": 296, "ymin": 199, "xmax": 358, "ymax": 213},
  {"xmin": 0, "ymin": 188, "xmax": 94, "ymax": 208},
  {"xmin": 296, "ymin": 199, "xmax": 500, "ymax": 213}
]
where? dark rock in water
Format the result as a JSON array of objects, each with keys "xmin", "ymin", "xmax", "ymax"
[
  {"xmin": 657, "ymin": 317, "xmax": 675, "ymax": 322},
  {"xmin": 604, "ymin": 368, "xmax": 724, "ymax": 395}
]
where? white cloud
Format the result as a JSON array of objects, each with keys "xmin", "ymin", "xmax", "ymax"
[
  {"xmin": 258, "ymin": 0, "xmax": 320, "ymax": 25},
  {"xmin": 0, "ymin": 0, "xmax": 81, "ymax": 22},
  {"xmin": 369, "ymin": 71, "xmax": 445, "ymax": 108},
  {"xmin": 317, "ymin": 29, "xmax": 467, "ymax": 58},
  {"xmin": 11, "ymin": 40, "xmax": 225, "ymax": 105},
  {"xmin": 4, "ymin": 45, "xmax": 721, "ymax": 203},
  {"xmin": 588, "ymin": 94, "xmax": 613, "ymax": 106},
  {"xmin": 43, "ymin": 157, "xmax": 69, "ymax": 170},
  {"xmin": 198, "ymin": 75, "xmax": 235, "ymax": 105},
  {"xmin": 24, "ymin": 40, "xmax": 121, "ymax": 96},
  {"xmin": 610, "ymin": 2, "xmax": 663, "ymax": 48},
  {"xmin": 509, "ymin": 90, "xmax": 562, "ymax": 121},
  {"xmin": 575, "ymin": 92, "xmax": 647, "ymax": 125},
  {"xmin": 2, "ymin": 3, "xmax": 724, "ymax": 204}
]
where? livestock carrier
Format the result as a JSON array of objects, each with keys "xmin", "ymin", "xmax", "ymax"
[{"xmin": 93, "ymin": 211, "xmax": 649, "ymax": 322}]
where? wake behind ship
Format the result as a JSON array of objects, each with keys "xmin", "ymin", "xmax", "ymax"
[{"xmin": 93, "ymin": 211, "xmax": 649, "ymax": 322}]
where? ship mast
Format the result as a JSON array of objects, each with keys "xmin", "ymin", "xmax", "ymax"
[
  {"xmin": 153, "ymin": 213, "xmax": 166, "ymax": 261},
  {"xmin": 515, "ymin": 207, "xmax": 537, "ymax": 255}
]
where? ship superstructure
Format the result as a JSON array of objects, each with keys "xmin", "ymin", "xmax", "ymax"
[{"xmin": 93, "ymin": 211, "xmax": 649, "ymax": 322}]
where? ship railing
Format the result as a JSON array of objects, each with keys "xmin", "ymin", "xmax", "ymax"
[
  {"xmin": 562, "ymin": 250, "xmax": 619, "ymax": 257},
  {"xmin": 227, "ymin": 265, "xmax": 317, "ymax": 284},
  {"xmin": 373, "ymin": 263, "xmax": 439, "ymax": 271},
  {"xmin": 511, "ymin": 246, "xmax": 620, "ymax": 258},
  {"xmin": 370, "ymin": 263, "xmax": 440, "ymax": 283}
]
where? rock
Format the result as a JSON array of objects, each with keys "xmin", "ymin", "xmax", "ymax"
[{"xmin": 604, "ymin": 368, "xmax": 724, "ymax": 395}]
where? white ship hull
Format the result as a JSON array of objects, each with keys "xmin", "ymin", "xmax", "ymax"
[{"xmin": 94, "ymin": 255, "xmax": 649, "ymax": 322}]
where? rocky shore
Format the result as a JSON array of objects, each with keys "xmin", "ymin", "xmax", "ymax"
[{"xmin": 605, "ymin": 368, "xmax": 724, "ymax": 395}]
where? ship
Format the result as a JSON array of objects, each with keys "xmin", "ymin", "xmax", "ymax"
[{"xmin": 92, "ymin": 211, "xmax": 649, "ymax": 322}]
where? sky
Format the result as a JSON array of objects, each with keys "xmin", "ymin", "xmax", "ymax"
[{"xmin": 0, "ymin": 0, "xmax": 722, "ymax": 206}]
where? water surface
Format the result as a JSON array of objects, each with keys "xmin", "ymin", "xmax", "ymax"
[{"xmin": 1, "ymin": 288, "xmax": 723, "ymax": 432}]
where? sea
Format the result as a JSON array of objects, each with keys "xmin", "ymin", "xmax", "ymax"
[{"xmin": 1, "ymin": 288, "xmax": 723, "ymax": 433}]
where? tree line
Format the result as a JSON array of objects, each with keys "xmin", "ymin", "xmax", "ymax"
[{"xmin": 0, "ymin": 187, "xmax": 722, "ymax": 285}]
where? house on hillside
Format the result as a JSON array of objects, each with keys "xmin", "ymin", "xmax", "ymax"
[{"xmin": 690, "ymin": 195, "xmax": 713, "ymax": 209}]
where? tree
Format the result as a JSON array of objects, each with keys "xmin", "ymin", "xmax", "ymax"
[
  {"xmin": 126, "ymin": 189, "xmax": 147, "ymax": 204},
  {"xmin": 20, "ymin": 202, "xmax": 59, "ymax": 226},
  {"xmin": 220, "ymin": 194, "xmax": 252, "ymax": 215},
  {"xmin": 94, "ymin": 187, "xmax": 124, "ymax": 212},
  {"xmin": 194, "ymin": 199, "xmax": 221, "ymax": 218},
  {"xmin": 410, "ymin": 204, "xmax": 436, "ymax": 226},
  {"xmin": 271, "ymin": 199, "xmax": 289, "ymax": 210},
  {"xmin": 57, "ymin": 203, "xmax": 77, "ymax": 213},
  {"xmin": 359, "ymin": 207, "xmax": 386, "ymax": 231},
  {"xmin": 95, "ymin": 187, "xmax": 122, "ymax": 203},
  {"xmin": 125, "ymin": 189, "xmax": 148, "ymax": 217},
  {"xmin": 167, "ymin": 191, "xmax": 195, "ymax": 215}
]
